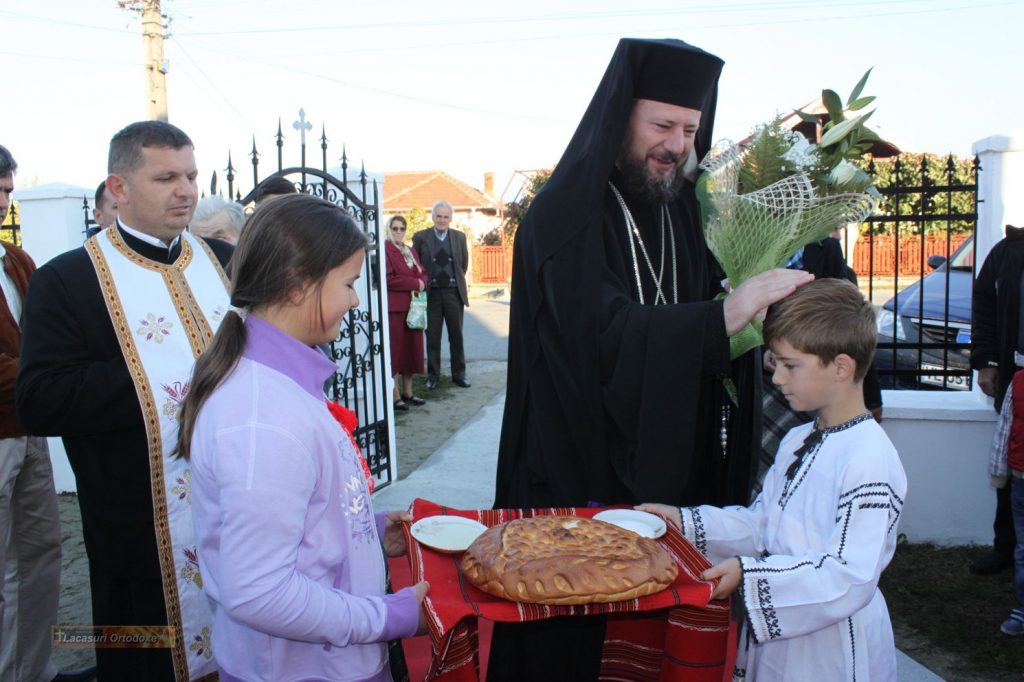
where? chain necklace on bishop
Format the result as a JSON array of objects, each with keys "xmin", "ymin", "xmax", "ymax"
[{"xmin": 608, "ymin": 181, "xmax": 678, "ymax": 305}]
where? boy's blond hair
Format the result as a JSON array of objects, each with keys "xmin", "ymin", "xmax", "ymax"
[{"xmin": 763, "ymin": 278, "xmax": 876, "ymax": 382}]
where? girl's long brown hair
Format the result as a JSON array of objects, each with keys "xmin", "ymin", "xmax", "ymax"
[{"xmin": 176, "ymin": 194, "xmax": 367, "ymax": 459}]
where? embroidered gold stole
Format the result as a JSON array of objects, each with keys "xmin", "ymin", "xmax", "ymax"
[{"xmin": 87, "ymin": 228, "xmax": 230, "ymax": 681}]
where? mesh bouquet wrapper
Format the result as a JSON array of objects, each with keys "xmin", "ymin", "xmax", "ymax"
[
  {"xmin": 697, "ymin": 71, "xmax": 882, "ymax": 360},
  {"xmin": 402, "ymin": 498, "xmax": 736, "ymax": 681}
]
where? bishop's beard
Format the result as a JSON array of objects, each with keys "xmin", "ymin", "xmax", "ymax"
[{"xmin": 615, "ymin": 143, "xmax": 687, "ymax": 205}]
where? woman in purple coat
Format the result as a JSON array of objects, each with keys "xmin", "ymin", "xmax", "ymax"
[{"xmin": 385, "ymin": 215, "xmax": 430, "ymax": 410}]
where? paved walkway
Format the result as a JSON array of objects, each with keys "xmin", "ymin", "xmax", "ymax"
[{"xmin": 373, "ymin": 388, "xmax": 944, "ymax": 681}]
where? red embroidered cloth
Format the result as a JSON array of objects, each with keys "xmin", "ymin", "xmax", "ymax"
[{"xmin": 403, "ymin": 499, "xmax": 736, "ymax": 681}]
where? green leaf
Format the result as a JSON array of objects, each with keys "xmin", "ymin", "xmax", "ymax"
[
  {"xmin": 822, "ymin": 89, "xmax": 844, "ymax": 122},
  {"xmin": 795, "ymin": 109, "xmax": 820, "ymax": 125},
  {"xmin": 847, "ymin": 67, "xmax": 874, "ymax": 105},
  {"xmin": 819, "ymin": 114, "xmax": 861, "ymax": 147},
  {"xmin": 819, "ymin": 110, "xmax": 875, "ymax": 148},
  {"xmin": 859, "ymin": 127, "xmax": 881, "ymax": 141},
  {"xmin": 737, "ymin": 119, "xmax": 799, "ymax": 194},
  {"xmin": 847, "ymin": 95, "xmax": 876, "ymax": 111}
]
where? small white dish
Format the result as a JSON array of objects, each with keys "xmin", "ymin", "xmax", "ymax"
[
  {"xmin": 593, "ymin": 509, "xmax": 667, "ymax": 539},
  {"xmin": 410, "ymin": 516, "xmax": 488, "ymax": 553}
]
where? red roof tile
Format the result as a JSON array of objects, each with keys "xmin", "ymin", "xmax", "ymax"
[{"xmin": 383, "ymin": 171, "xmax": 499, "ymax": 213}]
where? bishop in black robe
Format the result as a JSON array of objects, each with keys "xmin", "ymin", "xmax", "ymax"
[{"xmin": 489, "ymin": 38, "xmax": 763, "ymax": 681}]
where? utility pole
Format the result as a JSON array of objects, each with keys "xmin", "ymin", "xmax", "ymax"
[{"xmin": 118, "ymin": 0, "xmax": 169, "ymax": 121}]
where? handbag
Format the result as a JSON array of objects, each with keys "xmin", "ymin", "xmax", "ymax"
[{"xmin": 406, "ymin": 291, "xmax": 428, "ymax": 330}]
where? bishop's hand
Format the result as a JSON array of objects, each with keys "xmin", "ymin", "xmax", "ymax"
[{"xmin": 722, "ymin": 269, "xmax": 814, "ymax": 336}]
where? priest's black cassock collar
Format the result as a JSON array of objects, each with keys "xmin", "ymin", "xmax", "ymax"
[{"xmin": 521, "ymin": 37, "xmax": 723, "ymax": 271}]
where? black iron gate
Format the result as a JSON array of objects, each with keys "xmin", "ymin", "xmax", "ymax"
[
  {"xmin": 862, "ymin": 153, "xmax": 979, "ymax": 391},
  {"xmin": 1, "ymin": 203, "xmax": 21, "ymax": 246},
  {"xmin": 224, "ymin": 111, "xmax": 395, "ymax": 489}
]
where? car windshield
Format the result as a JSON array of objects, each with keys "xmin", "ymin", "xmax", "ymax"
[{"xmin": 948, "ymin": 236, "xmax": 974, "ymax": 270}]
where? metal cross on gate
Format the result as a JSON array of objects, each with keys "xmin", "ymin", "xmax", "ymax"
[{"xmin": 293, "ymin": 108, "xmax": 312, "ymax": 145}]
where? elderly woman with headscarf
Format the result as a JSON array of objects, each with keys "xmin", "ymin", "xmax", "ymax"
[{"xmin": 384, "ymin": 215, "xmax": 429, "ymax": 410}]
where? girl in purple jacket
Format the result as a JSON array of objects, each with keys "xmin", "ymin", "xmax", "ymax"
[{"xmin": 177, "ymin": 195, "xmax": 428, "ymax": 681}]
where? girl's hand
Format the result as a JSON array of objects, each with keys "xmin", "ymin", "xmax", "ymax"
[
  {"xmin": 383, "ymin": 510, "xmax": 412, "ymax": 557},
  {"xmin": 413, "ymin": 580, "xmax": 430, "ymax": 636},
  {"xmin": 701, "ymin": 558, "xmax": 742, "ymax": 600},
  {"xmin": 634, "ymin": 503, "xmax": 681, "ymax": 530}
]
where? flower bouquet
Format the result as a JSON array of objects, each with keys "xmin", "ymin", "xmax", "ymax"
[{"xmin": 697, "ymin": 69, "xmax": 881, "ymax": 360}]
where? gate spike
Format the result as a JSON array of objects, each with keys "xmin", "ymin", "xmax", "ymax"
[
  {"xmin": 341, "ymin": 145, "xmax": 349, "ymax": 186},
  {"xmin": 321, "ymin": 125, "xmax": 328, "ymax": 172},
  {"xmin": 225, "ymin": 151, "xmax": 236, "ymax": 199},
  {"xmin": 251, "ymin": 135, "xmax": 260, "ymax": 191},
  {"xmin": 276, "ymin": 118, "xmax": 284, "ymax": 171}
]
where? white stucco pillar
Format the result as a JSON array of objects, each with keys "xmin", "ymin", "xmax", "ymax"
[
  {"xmin": 16, "ymin": 183, "xmax": 91, "ymax": 267},
  {"xmin": 973, "ymin": 131, "xmax": 1024, "ymax": 267},
  {"xmin": 15, "ymin": 182, "xmax": 91, "ymax": 493}
]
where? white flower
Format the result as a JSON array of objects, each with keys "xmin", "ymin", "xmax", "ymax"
[{"xmin": 782, "ymin": 133, "xmax": 818, "ymax": 170}]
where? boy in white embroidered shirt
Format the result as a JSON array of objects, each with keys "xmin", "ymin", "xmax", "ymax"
[{"xmin": 640, "ymin": 278, "xmax": 907, "ymax": 682}]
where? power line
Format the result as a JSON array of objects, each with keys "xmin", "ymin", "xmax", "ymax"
[
  {"xmin": 170, "ymin": 0, "xmax": 994, "ymax": 36},
  {"xmin": 0, "ymin": 49, "xmax": 135, "ymax": 66},
  {"xmin": 0, "ymin": 9, "xmax": 134, "ymax": 34},
  {"xmin": 172, "ymin": 0, "xmax": 1019, "ymax": 63},
  {"xmin": 168, "ymin": 36, "xmax": 255, "ymax": 130},
  {"xmin": 168, "ymin": 39, "xmax": 566, "ymax": 124}
]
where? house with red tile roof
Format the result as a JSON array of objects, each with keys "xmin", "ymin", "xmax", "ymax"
[{"xmin": 382, "ymin": 170, "xmax": 501, "ymax": 242}]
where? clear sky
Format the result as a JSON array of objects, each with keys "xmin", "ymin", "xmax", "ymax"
[{"xmin": 1, "ymin": 0, "xmax": 1021, "ymax": 200}]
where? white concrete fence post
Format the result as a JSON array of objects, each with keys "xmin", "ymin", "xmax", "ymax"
[
  {"xmin": 16, "ymin": 182, "xmax": 91, "ymax": 493},
  {"xmin": 973, "ymin": 132, "xmax": 1024, "ymax": 272}
]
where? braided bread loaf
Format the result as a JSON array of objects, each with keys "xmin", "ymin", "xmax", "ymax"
[{"xmin": 460, "ymin": 516, "xmax": 678, "ymax": 605}]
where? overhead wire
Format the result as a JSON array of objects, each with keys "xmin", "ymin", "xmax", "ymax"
[{"xmin": 168, "ymin": 0, "xmax": 1018, "ymax": 61}]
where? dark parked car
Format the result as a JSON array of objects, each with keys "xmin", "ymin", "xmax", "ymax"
[{"xmin": 874, "ymin": 235, "xmax": 974, "ymax": 390}]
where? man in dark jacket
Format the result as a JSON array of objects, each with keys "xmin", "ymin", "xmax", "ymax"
[
  {"xmin": 971, "ymin": 224, "xmax": 1024, "ymax": 574},
  {"xmin": 413, "ymin": 201, "xmax": 471, "ymax": 389},
  {"xmin": 17, "ymin": 122, "xmax": 233, "ymax": 681},
  {"xmin": 0, "ymin": 144, "xmax": 77, "ymax": 682}
]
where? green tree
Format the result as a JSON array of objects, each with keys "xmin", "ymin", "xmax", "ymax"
[
  {"xmin": 481, "ymin": 170, "xmax": 552, "ymax": 246},
  {"xmin": 860, "ymin": 153, "xmax": 976, "ymax": 237},
  {"xmin": 404, "ymin": 207, "xmax": 433, "ymax": 241}
]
